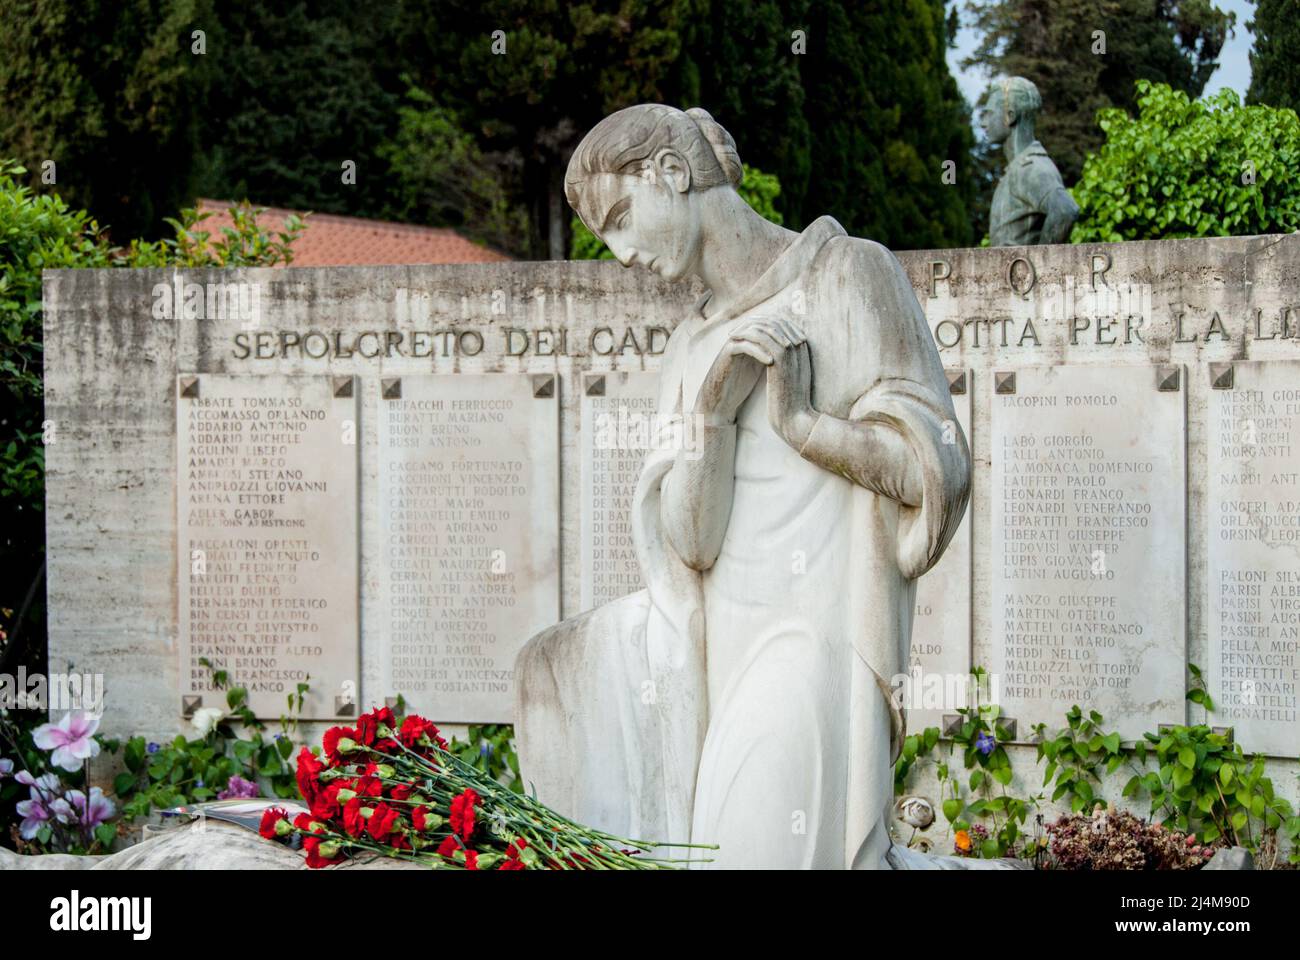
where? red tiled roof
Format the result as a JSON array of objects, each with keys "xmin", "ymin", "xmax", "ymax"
[{"xmin": 196, "ymin": 199, "xmax": 511, "ymax": 266}]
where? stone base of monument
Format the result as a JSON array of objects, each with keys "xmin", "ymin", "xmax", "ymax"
[
  {"xmin": 0, "ymin": 824, "xmax": 1255, "ymax": 871},
  {"xmin": 885, "ymin": 846, "xmax": 1032, "ymax": 870},
  {"xmin": 0, "ymin": 822, "xmax": 423, "ymax": 871}
]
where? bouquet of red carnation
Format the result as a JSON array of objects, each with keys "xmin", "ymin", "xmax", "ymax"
[{"xmin": 259, "ymin": 705, "xmax": 708, "ymax": 869}]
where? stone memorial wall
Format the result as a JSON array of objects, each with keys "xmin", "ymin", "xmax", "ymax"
[
  {"xmin": 902, "ymin": 233, "xmax": 1300, "ymax": 765},
  {"xmin": 43, "ymin": 233, "xmax": 1300, "ymax": 773}
]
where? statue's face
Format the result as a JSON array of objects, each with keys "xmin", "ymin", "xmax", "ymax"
[
  {"xmin": 980, "ymin": 90, "xmax": 1011, "ymax": 144},
  {"xmin": 573, "ymin": 158, "xmax": 702, "ymax": 283}
]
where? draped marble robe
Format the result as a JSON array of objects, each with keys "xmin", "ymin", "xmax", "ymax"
[{"xmin": 515, "ymin": 215, "xmax": 970, "ymax": 868}]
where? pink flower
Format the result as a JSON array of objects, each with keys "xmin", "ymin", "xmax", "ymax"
[
  {"xmin": 32, "ymin": 711, "xmax": 101, "ymax": 772},
  {"xmin": 14, "ymin": 796, "xmax": 56, "ymax": 839},
  {"xmin": 16, "ymin": 770, "xmax": 60, "ymax": 793},
  {"xmin": 66, "ymin": 787, "xmax": 116, "ymax": 828},
  {"xmin": 14, "ymin": 772, "xmax": 71, "ymax": 839}
]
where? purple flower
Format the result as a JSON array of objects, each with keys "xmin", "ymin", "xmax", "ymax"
[
  {"xmin": 32, "ymin": 710, "xmax": 101, "ymax": 772},
  {"xmin": 0, "ymin": 758, "xmax": 12, "ymax": 779},
  {"xmin": 13, "ymin": 772, "xmax": 72, "ymax": 840},
  {"xmin": 16, "ymin": 770, "xmax": 60, "ymax": 793},
  {"xmin": 975, "ymin": 731, "xmax": 996, "ymax": 756},
  {"xmin": 66, "ymin": 787, "xmax": 116, "ymax": 828},
  {"xmin": 479, "ymin": 742, "xmax": 493, "ymax": 758},
  {"xmin": 217, "ymin": 775, "xmax": 259, "ymax": 800},
  {"xmin": 15, "ymin": 796, "xmax": 55, "ymax": 840},
  {"xmin": 146, "ymin": 742, "xmax": 160, "ymax": 754}
]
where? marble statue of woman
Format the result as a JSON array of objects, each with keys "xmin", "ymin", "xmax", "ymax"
[{"xmin": 515, "ymin": 104, "xmax": 971, "ymax": 869}]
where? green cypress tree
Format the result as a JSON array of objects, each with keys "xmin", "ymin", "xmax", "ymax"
[
  {"xmin": 688, "ymin": 0, "xmax": 812, "ymax": 227},
  {"xmin": 190, "ymin": 0, "xmax": 403, "ymax": 219},
  {"xmin": 1247, "ymin": 0, "xmax": 1300, "ymax": 112},
  {"xmin": 0, "ymin": 0, "xmax": 216, "ymax": 240},
  {"xmin": 799, "ymin": 0, "xmax": 976, "ymax": 249},
  {"xmin": 396, "ymin": 0, "xmax": 704, "ymax": 259}
]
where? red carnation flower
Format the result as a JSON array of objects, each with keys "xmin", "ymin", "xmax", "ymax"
[
  {"xmin": 412, "ymin": 806, "xmax": 430, "ymax": 831},
  {"xmin": 499, "ymin": 836, "xmax": 530, "ymax": 870},
  {"xmin": 310, "ymin": 782, "xmax": 343, "ymax": 820},
  {"xmin": 437, "ymin": 835, "xmax": 462, "ymax": 864},
  {"xmin": 259, "ymin": 807, "xmax": 291, "ymax": 840},
  {"xmin": 295, "ymin": 748, "xmax": 325, "ymax": 806},
  {"xmin": 390, "ymin": 781, "xmax": 416, "ymax": 802},
  {"xmin": 322, "ymin": 725, "xmax": 359, "ymax": 765},
  {"xmin": 366, "ymin": 801, "xmax": 401, "ymax": 842},
  {"xmin": 464, "ymin": 850, "xmax": 479, "ymax": 870},
  {"xmin": 356, "ymin": 707, "xmax": 399, "ymax": 752},
  {"xmin": 399, "ymin": 715, "xmax": 448, "ymax": 751},
  {"xmin": 354, "ymin": 774, "xmax": 384, "ymax": 798},
  {"xmin": 449, "ymin": 788, "xmax": 480, "ymax": 840},
  {"xmin": 342, "ymin": 797, "xmax": 368, "ymax": 838},
  {"xmin": 303, "ymin": 835, "xmax": 344, "ymax": 869},
  {"xmin": 293, "ymin": 812, "xmax": 325, "ymax": 835},
  {"xmin": 354, "ymin": 712, "xmax": 378, "ymax": 747}
]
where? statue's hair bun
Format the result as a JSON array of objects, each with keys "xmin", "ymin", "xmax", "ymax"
[{"xmin": 685, "ymin": 107, "xmax": 744, "ymax": 187}]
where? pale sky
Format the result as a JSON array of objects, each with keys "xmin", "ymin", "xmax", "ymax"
[{"xmin": 948, "ymin": 0, "xmax": 1255, "ymax": 114}]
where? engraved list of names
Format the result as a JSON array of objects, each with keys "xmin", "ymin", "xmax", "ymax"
[
  {"xmin": 177, "ymin": 374, "xmax": 359, "ymax": 720},
  {"xmin": 580, "ymin": 371, "xmax": 659, "ymax": 610},
  {"xmin": 989, "ymin": 365, "xmax": 1185, "ymax": 737},
  {"xmin": 379, "ymin": 374, "xmax": 559, "ymax": 721},
  {"xmin": 1208, "ymin": 360, "xmax": 1300, "ymax": 756}
]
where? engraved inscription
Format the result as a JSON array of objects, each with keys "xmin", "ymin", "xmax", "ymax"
[
  {"xmin": 177, "ymin": 374, "xmax": 359, "ymax": 719},
  {"xmin": 1208, "ymin": 361, "xmax": 1300, "ymax": 756},
  {"xmin": 580, "ymin": 372, "xmax": 660, "ymax": 609},
  {"xmin": 379, "ymin": 375, "xmax": 559, "ymax": 721},
  {"xmin": 989, "ymin": 365, "xmax": 1185, "ymax": 737}
]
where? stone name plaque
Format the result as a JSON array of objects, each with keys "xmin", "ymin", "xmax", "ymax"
[
  {"xmin": 580, "ymin": 371, "xmax": 660, "ymax": 610},
  {"xmin": 177, "ymin": 374, "xmax": 359, "ymax": 720},
  {"xmin": 907, "ymin": 371, "xmax": 974, "ymax": 732},
  {"xmin": 989, "ymin": 365, "xmax": 1186, "ymax": 737},
  {"xmin": 1207, "ymin": 360, "xmax": 1300, "ymax": 756},
  {"xmin": 378, "ymin": 374, "xmax": 559, "ymax": 721}
]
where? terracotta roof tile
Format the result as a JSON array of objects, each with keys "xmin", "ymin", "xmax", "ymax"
[{"xmin": 196, "ymin": 199, "xmax": 511, "ymax": 266}]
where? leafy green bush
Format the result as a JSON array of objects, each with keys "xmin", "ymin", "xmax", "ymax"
[
  {"xmin": 108, "ymin": 660, "xmax": 307, "ymax": 821},
  {"xmin": 569, "ymin": 163, "xmax": 784, "ymax": 260},
  {"xmin": 1071, "ymin": 81, "xmax": 1300, "ymax": 242}
]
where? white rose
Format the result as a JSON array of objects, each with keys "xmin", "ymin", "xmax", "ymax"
[{"xmin": 191, "ymin": 706, "xmax": 225, "ymax": 736}]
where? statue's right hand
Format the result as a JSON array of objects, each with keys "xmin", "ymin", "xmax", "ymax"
[{"xmin": 695, "ymin": 337, "xmax": 765, "ymax": 424}]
